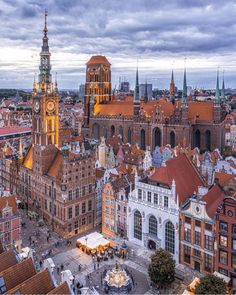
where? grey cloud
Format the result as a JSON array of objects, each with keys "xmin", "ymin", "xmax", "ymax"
[{"xmin": 0, "ymin": 0, "xmax": 236, "ymax": 88}]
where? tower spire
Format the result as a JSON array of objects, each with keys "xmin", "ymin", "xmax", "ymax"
[
  {"xmin": 182, "ymin": 67, "xmax": 187, "ymax": 107},
  {"xmin": 221, "ymin": 71, "xmax": 225, "ymax": 102},
  {"xmin": 169, "ymin": 69, "xmax": 175, "ymax": 104},
  {"xmin": 215, "ymin": 68, "xmax": 220, "ymax": 104},
  {"xmin": 38, "ymin": 9, "xmax": 52, "ymax": 91},
  {"xmin": 134, "ymin": 63, "xmax": 140, "ymax": 102}
]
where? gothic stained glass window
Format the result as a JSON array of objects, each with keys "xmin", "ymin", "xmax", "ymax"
[
  {"xmin": 134, "ymin": 210, "xmax": 142, "ymax": 240},
  {"xmin": 165, "ymin": 221, "xmax": 175, "ymax": 254},
  {"xmin": 149, "ymin": 215, "xmax": 157, "ymax": 236}
]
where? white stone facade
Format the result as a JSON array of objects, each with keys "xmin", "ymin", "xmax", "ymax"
[{"xmin": 127, "ymin": 175, "xmax": 179, "ymax": 263}]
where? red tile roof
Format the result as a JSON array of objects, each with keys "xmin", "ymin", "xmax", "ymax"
[
  {"xmin": 7, "ymin": 269, "xmax": 55, "ymax": 295},
  {"xmin": 0, "ymin": 195, "xmax": 18, "ymax": 217},
  {"xmin": 47, "ymin": 282, "xmax": 71, "ymax": 294},
  {"xmin": 0, "ymin": 258, "xmax": 36, "ymax": 292},
  {"xmin": 0, "ymin": 126, "xmax": 31, "ymax": 136},
  {"xmin": 202, "ymin": 185, "xmax": 225, "ymax": 218},
  {"xmin": 0, "ymin": 250, "xmax": 18, "ymax": 273},
  {"xmin": 149, "ymin": 154, "xmax": 205, "ymax": 203},
  {"xmin": 86, "ymin": 55, "xmax": 111, "ymax": 66},
  {"xmin": 215, "ymin": 172, "xmax": 235, "ymax": 187},
  {"xmin": 47, "ymin": 151, "xmax": 63, "ymax": 177}
]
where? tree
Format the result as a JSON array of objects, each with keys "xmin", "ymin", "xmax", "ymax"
[
  {"xmin": 148, "ymin": 248, "xmax": 175, "ymax": 289},
  {"xmin": 195, "ymin": 274, "xmax": 226, "ymax": 295}
]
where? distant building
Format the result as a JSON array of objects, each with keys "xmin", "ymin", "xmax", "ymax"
[
  {"xmin": 79, "ymin": 84, "xmax": 85, "ymax": 100},
  {"xmin": 120, "ymin": 82, "xmax": 130, "ymax": 93},
  {"xmin": 139, "ymin": 83, "xmax": 152, "ymax": 101}
]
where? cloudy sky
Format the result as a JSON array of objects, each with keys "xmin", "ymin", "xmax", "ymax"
[{"xmin": 1, "ymin": 0, "xmax": 236, "ymax": 90}]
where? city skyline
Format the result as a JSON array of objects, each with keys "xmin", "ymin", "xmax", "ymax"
[{"xmin": 1, "ymin": 0, "xmax": 236, "ymax": 89}]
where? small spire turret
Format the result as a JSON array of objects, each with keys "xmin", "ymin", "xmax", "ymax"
[
  {"xmin": 169, "ymin": 69, "xmax": 175, "ymax": 104},
  {"xmin": 215, "ymin": 69, "xmax": 220, "ymax": 104},
  {"xmin": 221, "ymin": 71, "xmax": 225, "ymax": 102},
  {"xmin": 134, "ymin": 63, "xmax": 140, "ymax": 102},
  {"xmin": 181, "ymin": 67, "xmax": 187, "ymax": 107}
]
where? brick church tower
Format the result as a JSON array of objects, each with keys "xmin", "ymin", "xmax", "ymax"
[{"xmin": 32, "ymin": 11, "xmax": 59, "ymax": 174}]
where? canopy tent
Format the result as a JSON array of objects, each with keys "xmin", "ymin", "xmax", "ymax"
[
  {"xmin": 213, "ymin": 271, "xmax": 231, "ymax": 284},
  {"xmin": 77, "ymin": 232, "xmax": 110, "ymax": 250}
]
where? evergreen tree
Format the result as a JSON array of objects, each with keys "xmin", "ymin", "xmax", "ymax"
[
  {"xmin": 195, "ymin": 274, "xmax": 226, "ymax": 295},
  {"xmin": 148, "ymin": 248, "xmax": 175, "ymax": 289}
]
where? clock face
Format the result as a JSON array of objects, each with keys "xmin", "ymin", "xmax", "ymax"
[
  {"xmin": 34, "ymin": 101, "xmax": 40, "ymax": 113},
  {"xmin": 47, "ymin": 100, "xmax": 55, "ymax": 112}
]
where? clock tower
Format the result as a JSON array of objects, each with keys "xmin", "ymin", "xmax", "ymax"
[{"xmin": 32, "ymin": 11, "xmax": 59, "ymax": 174}]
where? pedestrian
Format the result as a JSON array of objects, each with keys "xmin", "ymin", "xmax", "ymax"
[
  {"xmin": 94, "ymin": 263, "xmax": 96, "ymax": 270},
  {"xmin": 97, "ymin": 263, "xmax": 99, "ymax": 269},
  {"xmin": 61, "ymin": 264, "xmax": 64, "ymax": 271},
  {"xmin": 47, "ymin": 236, "xmax": 49, "ymax": 243},
  {"xmin": 39, "ymin": 260, "xmax": 42, "ymax": 268},
  {"xmin": 57, "ymin": 266, "xmax": 60, "ymax": 275}
]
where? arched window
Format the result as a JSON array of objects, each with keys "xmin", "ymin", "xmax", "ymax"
[
  {"xmin": 127, "ymin": 128, "xmax": 132, "ymax": 144},
  {"xmin": 194, "ymin": 129, "xmax": 201, "ymax": 149},
  {"xmin": 149, "ymin": 215, "xmax": 157, "ymax": 236},
  {"xmin": 102, "ymin": 127, "xmax": 107, "ymax": 138},
  {"xmin": 140, "ymin": 129, "xmax": 145, "ymax": 150},
  {"xmin": 165, "ymin": 221, "xmax": 175, "ymax": 254},
  {"xmin": 153, "ymin": 127, "xmax": 161, "ymax": 148},
  {"xmin": 170, "ymin": 131, "xmax": 175, "ymax": 148},
  {"xmin": 118, "ymin": 126, "xmax": 123, "ymax": 140},
  {"xmin": 134, "ymin": 210, "xmax": 142, "ymax": 240},
  {"xmin": 205, "ymin": 130, "xmax": 211, "ymax": 151},
  {"xmin": 92, "ymin": 123, "xmax": 100, "ymax": 140},
  {"xmin": 111, "ymin": 125, "xmax": 115, "ymax": 137}
]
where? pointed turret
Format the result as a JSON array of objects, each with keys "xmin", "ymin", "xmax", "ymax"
[
  {"xmin": 181, "ymin": 68, "xmax": 187, "ymax": 107},
  {"xmin": 134, "ymin": 64, "xmax": 140, "ymax": 116},
  {"xmin": 221, "ymin": 72, "xmax": 225, "ymax": 102},
  {"xmin": 169, "ymin": 69, "xmax": 175, "ymax": 104},
  {"xmin": 214, "ymin": 69, "xmax": 220, "ymax": 104},
  {"xmin": 134, "ymin": 65, "xmax": 140, "ymax": 102},
  {"xmin": 33, "ymin": 74, "xmax": 37, "ymax": 95},
  {"xmin": 54, "ymin": 72, "xmax": 58, "ymax": 93},
  {"xmin": 38, "ymin": 10, "xmax": 52, "ymax": 92}
]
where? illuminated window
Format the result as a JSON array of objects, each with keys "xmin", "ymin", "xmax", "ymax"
[
  {"xmin": 220, "ymin": 235, "xmax": 228, "ymax": 247},
  {"xmin": 219, "ymin": 250, "xmax": 228, "ymax": 265}
]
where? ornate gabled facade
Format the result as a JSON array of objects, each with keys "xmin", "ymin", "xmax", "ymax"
[
  {"xmin": 83, "ymin": 57, "xmax": 227, "ymax": 152},
  {"xmin": 16, "ymin": 13, "xmax": 96, "ymax": 238}
]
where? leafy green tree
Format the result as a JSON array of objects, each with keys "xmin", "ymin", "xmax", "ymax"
[
  {"xmin": 148, "ymin": 248, "xmax": 175, "ymax": 289},
  {"xmin": 195, "ymin": 274, "xmax": 226, "ymax": 295}
]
